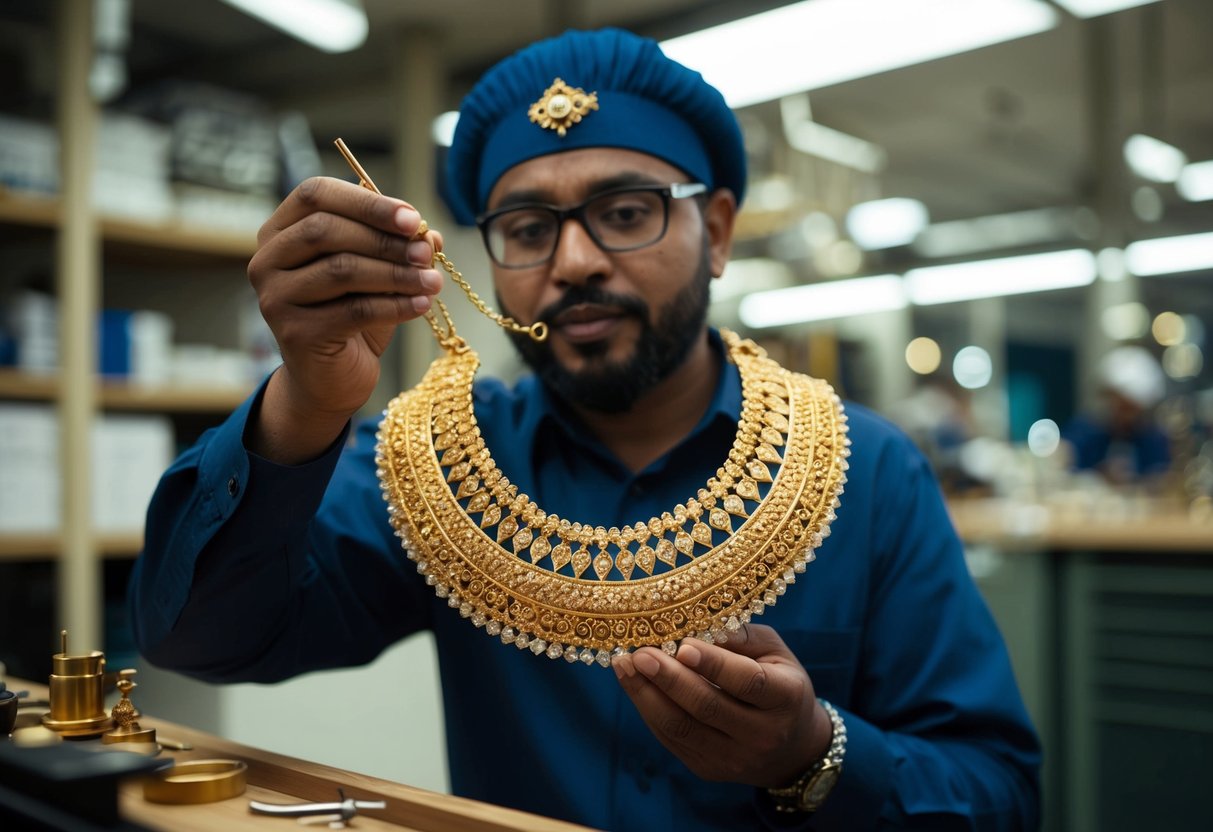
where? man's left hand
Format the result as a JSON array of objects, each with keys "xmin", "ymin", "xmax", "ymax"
[{"xmin": 613, "ymin": 623, "xmax": 833, "ymax": 788}]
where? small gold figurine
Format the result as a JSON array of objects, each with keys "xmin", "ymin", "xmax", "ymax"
[{"xmin": 102, "ymin": 669, "xmax": 157, "ymax": 747}]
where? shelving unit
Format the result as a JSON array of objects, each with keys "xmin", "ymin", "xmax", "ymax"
[{"xmin": 0, "ymin": 1, "xmax": 260, "ymax": 656}]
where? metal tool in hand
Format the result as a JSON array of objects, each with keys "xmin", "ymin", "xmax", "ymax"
[{"xmin": 249, "ymin": 788, "xmax": 386, "ymax": 828}]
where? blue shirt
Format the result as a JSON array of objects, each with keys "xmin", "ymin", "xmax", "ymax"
[{"xmin": 129, "ymin": 333, "xmax": 1040, "ymax": 831}]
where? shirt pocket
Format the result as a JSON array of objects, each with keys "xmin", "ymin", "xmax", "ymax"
[{"xmin": 778, "ymin": 627, "xmax": 861, "ymax": 706}]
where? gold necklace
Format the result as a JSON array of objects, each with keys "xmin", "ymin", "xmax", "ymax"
[
  {"xmin": 336, "ymin": 140, "xmax": 849, "ymax": 667},
  {"xmin": 376, "ymin": 331, "xmax": 848, "ymax": 667}
]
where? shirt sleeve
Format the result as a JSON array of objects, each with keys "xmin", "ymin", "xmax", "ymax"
[
  {"xmin": 757, "ymin": 422, "xmax": 1042, "ymax": 831},
  {"xmin": 127, "ymin": 376, "xmax": 432, "ymax": 684}
]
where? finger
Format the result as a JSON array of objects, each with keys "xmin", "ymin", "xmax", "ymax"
[
  {"xmin": 263, "ymin": 253, "xmax": 443, "ymax": 308},
  {"xmin": 714, "ymin": 623, "xmax": 797, "ymax": 663},
  {"xmin": 615, "ymin": 653, "xmax": 735, "ymax": 754},
  {"xmin": 258, "ymin": 176, "xmax": 423, "ymax": 247},
  {"xmin": 674, "ymin": 640, "xmax": 795, "ymax": 711},
  {"xmin": 623, "ymin": 647, "xmax": 768, "ymax": 740},
  {"xmin": 275, "ymin": 292, "xmax": 431, "ymax": 345},
  {"xmin": 253, "ymin": 210, "xmax": 428, "ymax": 276}
]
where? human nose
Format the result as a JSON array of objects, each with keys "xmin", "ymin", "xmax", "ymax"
[{"xmin": 548, "ymin": 215, "xmax": 610, "ymax": 286}]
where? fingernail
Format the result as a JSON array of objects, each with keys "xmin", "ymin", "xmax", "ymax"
[
  {"xmin": 411, "ymin": 295, "xmax": 431, "ymax": 314},
  {"xmin": 394, "ymin": 207, "xmax": 417, "ymax": 233},
  {"xmin": 407, "ymin": 240, "xmax": 432, "ymax": 266},
  {"xmin": 612, "ymin": 658, "xmax": 626, "ymax": 680},
  {"xmin": 419, "ymin": 269, "xmax": 442, "ymax": 292},
  {"xmin": 677, "ymin": 642, "xmax": 701, "ymax": 669},
  {"xmin": 633, "ymin": 651, "xmax": 660, "ymax": 679}
]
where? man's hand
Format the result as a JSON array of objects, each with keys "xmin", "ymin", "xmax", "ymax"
[
  {"xmin": 247, "ymin": 176, "xmax": 445, "ymax": 463},
  {"xmin": 613, "ymin": 623, "xmax": 833, "ymax": 788}
]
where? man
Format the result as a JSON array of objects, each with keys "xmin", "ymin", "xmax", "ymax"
[{"xmin": 129, "ymin": 28, "xmax": 1040, "ymax": 831}]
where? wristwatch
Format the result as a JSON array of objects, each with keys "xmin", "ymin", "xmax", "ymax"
[{"xmin": 766, "ymin": 699, "xmax": 847, "ymax": 814}]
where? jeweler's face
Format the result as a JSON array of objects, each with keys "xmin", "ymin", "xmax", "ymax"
[{"xmin": 486, "ymin": 148, "xmax": 735, "ymax": 411}]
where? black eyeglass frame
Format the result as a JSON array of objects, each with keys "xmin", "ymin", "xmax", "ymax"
[{"xmin": 475, "ymin": 182, "xmax": 709, "ymax": 269}]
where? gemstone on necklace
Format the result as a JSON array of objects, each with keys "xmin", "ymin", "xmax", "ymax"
[
  {"xmin": 674, "ymin": 531, "xmax": 694, "ymax": 556},
  {"xmin": 593, "ymin": 551, "xmax": 613, "ymax": 580},
  {"xmin": 657, "ymin": 538, "xmax": 677, "ymax": 566},
  {"xmin": 572, "ymin": 546, "xmax": 592, "ymax": 577},
  {"xmin": 616, "ymin": 549, "xmax": 635, "ymax": 579},
  {"xmin": 529, "ymin": 535, "xmax": 551, "ymax": 564},
  {"xmin": 723, "ymin": 495, "xmax": 747, "ymax": 517},
  {"xmin": 446, "ymin": 461, "xmax": 472, "ymax": 483},
  {"xmin": 709, "ymin": 508, "xmax": 733, "ymax": 532},
  {"xmin": 479, "ymin": 503, "xmax": 502, "ymax": 529},
  {"xmin": 550, "ymin": 542, "xmax": 572, "ymax": 570},
  {"xmin": 467, "ymin": 491, "xmax": 491, "ymax": 513},
  {"xmin": 496, "ymin": 514, "xmax": 519, "ymax": 542},
  {"xmin": 735, "ymin": 479, "xmax": 760, "ymax": 500},
  {"xmin": 511, "ymin": 525, "xmax": 533, "ymax": 552},
  {"xmin": 455, "ymin": 476, "xmax": 480, "ymax": 499},
  {"xmin": 635, "ymin": 545, "xmax": 656, "ymax": 574},
  {"xmin": 746, "ymin": 459, "xmax": 773, "ymax": 483},
  {"xmin": 760, "ymin": 426, "xmax": 785, "ymax": 447},
  {"xmin": 756, "ymin": 443, "xmax": 783, "ymax": 464},
  {"xmin": 691, "ymin": 522, "xmax": 713, "ymax": 548}
]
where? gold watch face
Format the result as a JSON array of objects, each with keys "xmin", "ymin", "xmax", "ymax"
[{"xmin": 801, "ymin": 762, "xmax": 842, "ymax": 809}]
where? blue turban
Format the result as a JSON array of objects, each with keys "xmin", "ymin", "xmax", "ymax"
[{"xmin": 443, "ymin": 28, "xmax": 746, "ymax": 225}]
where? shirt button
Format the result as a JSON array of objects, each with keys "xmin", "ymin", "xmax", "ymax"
[{"xmin": 227, "ymin": 476, "xmax": 240, "ymax": 497}]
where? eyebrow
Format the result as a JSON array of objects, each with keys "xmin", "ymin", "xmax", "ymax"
[{"xmin": 491, "ymin": 171, "xmax": 670, "ymax": 211}]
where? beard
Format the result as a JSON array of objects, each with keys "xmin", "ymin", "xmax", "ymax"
[{"xmin": 501, "ymin": 249, "xmax": 713, "ymax": 414}]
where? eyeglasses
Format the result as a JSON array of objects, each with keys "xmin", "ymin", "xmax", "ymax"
[{"xmin": 476, "ymin": 182, "xmax": 708, "ymax": 269}]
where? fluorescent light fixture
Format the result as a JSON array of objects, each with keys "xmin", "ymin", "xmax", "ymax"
[
  {"xmin": 1125, "ymin": 232, "xmax": 1213, "ymax": 276},
  {"xmin": 660, "ymin": 0, "xmax": 1058, "ymax": 109},
  {"xmin": 712, "ymin": 258, "xmax": 794, "ymax": 303},
  {"xmin": 1123, "ymin": 133, "xmax": 1188, "ymax": 183},
  {"xmin": 845, "ymin": 198, "xmax": 928, "ymax": 250},
  {"xmin": 780, "ymin": 95, "xmax": 886, "ymax": 173},
  {"xmin": 432, "ymin": 111, "xmax": 460, "ymax": 147},
  {"xmin": 739, "ymin": 275, "xmax": 906, "ymax": 328},
  {"xmin": 912, "ymin": 206, "xmax": 1092, "ymax": 258},
  {"xmin": 905, "ymin": 249, "xmax": 1097, "ymax": 305},
  {"xmin": 219, "ymin": 0, "xmax": 368, "ymax": 53},
  {"xmin": 1178, "ymin": 160, "xmax": 1213, "ymax": 202},
  {"xmin": 1051, "ymin": 0, "xmax": 1161, "ymax": 17}
]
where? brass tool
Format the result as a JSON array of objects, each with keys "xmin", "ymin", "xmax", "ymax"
[
  {"xmin": 42, "ymin": 630, "xmax": 111, "ymax": 738},
  {"xmin": 332, "ymin": 137, "xmax": 549, "ymax": 347},
  {"xmin": 142, "ymin": 759, "xmax": 248, "ymax": 804}
]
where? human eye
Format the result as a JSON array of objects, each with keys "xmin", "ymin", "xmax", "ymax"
[
  {"xmin": 593, "ymin": 191, "xmax": 660, "ymax": 229},
  {"xmin": 497, "ymin": 209, "xmax": 556, "ymax": 249}
]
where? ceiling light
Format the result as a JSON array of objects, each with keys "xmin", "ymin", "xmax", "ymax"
[
  {"xmin": 1125, "ymin": 232, "xmax": 1213, "ymax": 276},
  {"xmin": 780, "ymin": 95, "xmax": 886, "ymax": 173},
  {"xmin": 1123, "ymin": 134, "xmax": 1188, "ymax": 183},
  {"xmin": 219, "ymin": 0, "xmax": 368, "ymax": 53},
  {"xmin": 739, "ymin": 275, "xmax": 906, "ymax": 328},
  {"xmin": 1051, "ymin": 0, "xmax": 1161, "ymax": 17},
  {"xmin": 905, "ymin": 249, "xmax": 1097, "ymax": 305},
  {"xmin": 905, "ymin": 337, "xmax": 942, "ymax": 374},
  {"xmin": 845, "ymin": 198, "xmax": 929, "ymax": 250},
  {"xmin": 1178, "ymin": 160, "xmax": 1213, "ymax": 202},
  {"xmin": 660, "ymin": 0, "xmax": 1058, "ymax": 109},
  {"xmin": 912, "ymin": 207, "xmax": 1093, "ymax": 258},
  {"xmin": 952, "ymin": 346, "xmax": 993, "ymax": 390},
  {"xmin": 432, "ymin": 111, "xmax": 460, "ymax": 147},
  {"xmin": 1027, "ymin": 419, "xmax": 1061, "ymax": 457},
  {"xmin": 712, "ymin": 258, "xmax": 794, "ymax": 303}
]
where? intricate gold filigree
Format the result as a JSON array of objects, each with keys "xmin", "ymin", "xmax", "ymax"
[
  {"xmin": 528, "ymin": 78, "xmax": 599, "ymax": 137},
  {"xmin": 375, "ymin": 329, "xmax": 849, "ymax": 668}
]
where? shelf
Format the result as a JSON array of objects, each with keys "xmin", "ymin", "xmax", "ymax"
[
  {"xmin": 0, "ymin": 187, "xmax": 257, "ymax": 259},
  {"xmin": 0, "ymin": 368, "xmax": 252, "ymax": 413},
  {"xmin": 0, "ymin": 532, "xmax": 142, "ymax": 560}
]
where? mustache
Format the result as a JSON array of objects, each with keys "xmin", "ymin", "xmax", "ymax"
[{"xmin": 535, "ymin": 285, "xmax": 649, "ymax": 326}]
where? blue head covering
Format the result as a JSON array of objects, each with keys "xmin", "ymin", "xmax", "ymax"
[{"xmin": 443, "ymin": 28, "xmax": 746, "ymax": 225}]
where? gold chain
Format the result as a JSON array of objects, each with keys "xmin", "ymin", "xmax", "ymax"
[{"xmin": 333, "ymin": 139, "xmax": 547, "ymax": 348}]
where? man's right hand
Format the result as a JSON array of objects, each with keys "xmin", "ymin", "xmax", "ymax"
[{"xmin": 246, "ymin": 176, "xmax": 445, "ymax": 464}]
